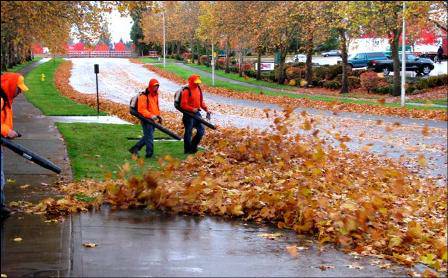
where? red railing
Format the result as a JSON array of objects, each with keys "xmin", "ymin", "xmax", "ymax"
[{"xmin": 67, "ymin": 51, "xmax": 135, "ymax": 58}]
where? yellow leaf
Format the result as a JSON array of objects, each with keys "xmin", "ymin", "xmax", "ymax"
[
  {"xmin": 418, "ymin": 154, "xmax": 427, "ymax": 167},
  {"xmin": 420, "ymin": 253, "xmax": 437, "ymax": 267},
  {"xmin": 388, "ymin": 236, "xmax": 402, "ymax": 248}
]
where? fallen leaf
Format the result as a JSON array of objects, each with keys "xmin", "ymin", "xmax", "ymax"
[
  {"xmin": 83, "ymin": 242, "xmax": 97, "ymax": 248},
  {"xmin": 319, "ymin": 265, "xmax": 335, "ymax": 271},
  {"xmin": 1, "ymin": 274, "xmax": 7, "ymax": 278},
  {"xmin": 13, "ymin": 237, "xmax": 22, "ymax": 242},
  {"xmin": 7, "ymin": 179, "xmax": 15, "ymax": 184},
  {"xmin": 421, "ymin": 125, "xmax": 430, "ymax": 136},
  {"xmin": 20, "ymin": 184, "xmax": 31, "ymax": 190},
  {"xmin": 417, "ymin": 154, "xmax": 427, "ymax": 167},
  {"xmin": 41, "ymin": 182, "xmax": 49, "ymax": 186},
  {"xmin": 258, "ymin": 233, "xmax": 282, "ymax": 240},
  {"xmin": 346, "ymin": 263, "xmax": 364, "ymax": 270},
  {"xmin": 286, "ymin": 245, "xmax": 298, "ymax": 257}
]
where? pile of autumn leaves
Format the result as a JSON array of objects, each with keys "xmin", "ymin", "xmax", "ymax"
[{"xmin": 38, "ymin": 60, "xmax": 447, "ymax": 271}]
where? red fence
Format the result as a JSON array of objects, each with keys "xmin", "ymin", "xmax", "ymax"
[{"xmin": 67, "ymin": 51, "xmax": 135, "ymax": 58}]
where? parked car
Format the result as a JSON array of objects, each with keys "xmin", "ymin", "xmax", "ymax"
[
  {"xmin": 292, "ymin": 54, "xmax": 306, "ymax": 63},
  {"xmin": 347, "ymin": 52, "xmax": 388, "ymax": 69},
  {"xmin": 367, "ymin": 54, "xmax": 434, "ymax": 76},
  {"xmin": 321, "ymin": 50, "xmax": 341, "ymax": 57}
]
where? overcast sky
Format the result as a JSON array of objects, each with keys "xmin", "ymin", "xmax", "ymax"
[{"xmin": 107, "ymin": 9, "xmax": 133, "ymax": 43}]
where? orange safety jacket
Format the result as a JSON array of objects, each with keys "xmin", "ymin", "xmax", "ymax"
[
  {"xmin": 137, "ymin": 82, "xmax": 160, "ymax": 119},
  {"xmin": 1, "ymin": 73, "xmax": 20, "ymax": 137}
]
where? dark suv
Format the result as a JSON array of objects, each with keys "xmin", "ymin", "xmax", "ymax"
[
  {"xmin": 347, "ymin": 52, "xmax": 388, "ymax": 68},
  {"xmin": 367, "ymin": 54, "xmax": 434, "ymax": 76}
]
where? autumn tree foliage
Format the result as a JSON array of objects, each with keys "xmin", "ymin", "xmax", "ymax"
[
  {"xmin": 356, "ymin": 1, "xmax": 432, "ymax": 96},
  {"xmin": 0, "ymin": 1, "xmax": 113, "ymax": 71}
]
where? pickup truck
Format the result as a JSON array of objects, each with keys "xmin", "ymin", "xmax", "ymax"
[{"xmin": 367, "ymin": 54, "xmax": 434, "ymax": 76}]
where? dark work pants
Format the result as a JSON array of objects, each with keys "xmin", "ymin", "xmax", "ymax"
[
  {"xmin": 133, "ymin": 120, "xmax": 155, "ymax": 156},
  {"xmin": 183, "ymin": 112, "xmax": 205, "ymax": 153}
]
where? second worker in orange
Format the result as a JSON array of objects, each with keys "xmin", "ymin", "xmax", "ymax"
[{"xmin": 129, "ymin": 78, "xmax": 162, "ymax": 158}]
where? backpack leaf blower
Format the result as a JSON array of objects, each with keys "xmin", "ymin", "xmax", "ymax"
[
  {"xmin": 130, "ymin": 109, "xmax": 182, "ymax": 140},
  {"xmin": 1, "ymin": 137, "xmax": 62, "ymax": 174}
]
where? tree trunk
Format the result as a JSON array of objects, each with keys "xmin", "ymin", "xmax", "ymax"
[
  {"xmin": 339, "ymin": 29, "xmax": 349, "ymax": 94},
  {"xmin": 225, "ymin": 39, "xmax": 230, "ymax": 73},
  {"xmin": 305, "ymin": 37, "xmax": 314, "ymax": 85},
  {"xmin": 238, "ymin": 49, "xmax": 243, "ymax": 77},
  {"xmin": 277, "ymin": 48, "xmax": 287, "ymax": 84},
  {"xmin": 176, "ymin": 42, "xmax": 181, "ymax": 56},
  {"xmin": 256, "ymin": 49, "xmax": 262, "ymax": 80},
  {"xmin": 391, "ymin": 30, "xmax": 401, "ymax": 96},
  {"xmin": 190, "ymin": 38, "xmax": 195, "ymax": 64}
]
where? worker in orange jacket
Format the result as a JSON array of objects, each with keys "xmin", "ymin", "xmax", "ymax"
[
  {"xmin": 180, "ymin": 74, "xmax": 211, "ymax": 154},
  {"xmin": 1, "ymin": 72, "xmax": 29, "ymax": 219},
  {"xmin": 129, "ymin": 78, "xmax": 162, "ymax": 158}
]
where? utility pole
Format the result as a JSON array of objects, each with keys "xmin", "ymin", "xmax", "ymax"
[
  {"xmin": 163, "ymin": 12, "xmax": 166, "ymax": 68},
  {"xmin": 211, "ymin": 42, "xmax": 215, "ymax": 86},
  {"xmin": 401, "ymin": 1, "xmax": 406, "ymax": 107}
]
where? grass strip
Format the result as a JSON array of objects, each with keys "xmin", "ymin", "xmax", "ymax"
[
  {"xmin": 24, "ymin": 59, "xmax": 105, "ymax": 116},
  {"xmin": 56, "ymin": 123, "xmax": 186, "ymax": 180}
]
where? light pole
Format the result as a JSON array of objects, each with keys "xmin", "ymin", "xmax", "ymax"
[
  {"xmin": 211, "ymin": 42, "xmax": 215, "ymax": 86},
  {"xmin": 163, "ymin": 11, "xmax": 166, "ymax": 68},
  {"xmin": 400, "ymin": 1, "xmax": 406, "ymax": 107}
]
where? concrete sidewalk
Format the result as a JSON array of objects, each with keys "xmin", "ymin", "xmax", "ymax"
[
  {"xmin": 1, "ymin": 60, "xmax": 73, "ymax": 277},
  {"xmin": 0, "ymin": 60, "xmax": 421, "ymax": 277}
]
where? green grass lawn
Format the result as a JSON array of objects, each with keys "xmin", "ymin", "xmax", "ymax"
[
  {"xmin": 6, "ymin": 57, "xmax": 42, "ymax": 73},
  {"xmin": 24, "ymin": 59, "xmax": 105, "ymax": 116},
  {"xmin": 57, "ymin": 123, "xmax": 187, "ymax": 180},
  {"xmin": 139, "ymin": 57, "xmax": 179, "ymax": 64},
  {"xmin": 406, "ymin": 99, "xmax": 448, "ymax": 106},
  {"xmin": 153, "ymin": 63, "xmax": 445, "ymax": 111}
]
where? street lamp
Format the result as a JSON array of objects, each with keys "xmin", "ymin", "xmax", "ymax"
[
  {"xmin": 211, "ymin": 42, "xmax": 215, "ymax": 86},
  {"xmin": 401, "ymin": 1, "xmax": 406, "ymax": 107},
  {"xmin": 162, "ymin": 11, "xmax": 166, "ymax": 68}
]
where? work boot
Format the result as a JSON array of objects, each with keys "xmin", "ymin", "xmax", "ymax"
[
  {"xmin": 0, "ymin": 206, "xmax": 11, "ymax": 220},
  {"xmin": 129, "ymin": 146, "xmax": 139, "ymax": 156},
  {"xmin": 145, "ymin": 153, "xmax": 153, "ymax": 159}
]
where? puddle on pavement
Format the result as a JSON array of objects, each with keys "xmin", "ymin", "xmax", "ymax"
[{"xmin": 48, "ymin": 116, "xmax": 132, "ymax": 125}]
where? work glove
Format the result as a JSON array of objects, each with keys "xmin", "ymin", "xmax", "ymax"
[
  {"xmin": 7, "ymin": 129, "xmax": 19, "ymax": 139},
  {"xmin": 206, "ymin": 112, "xmax": 211, "ymax": 121}
]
